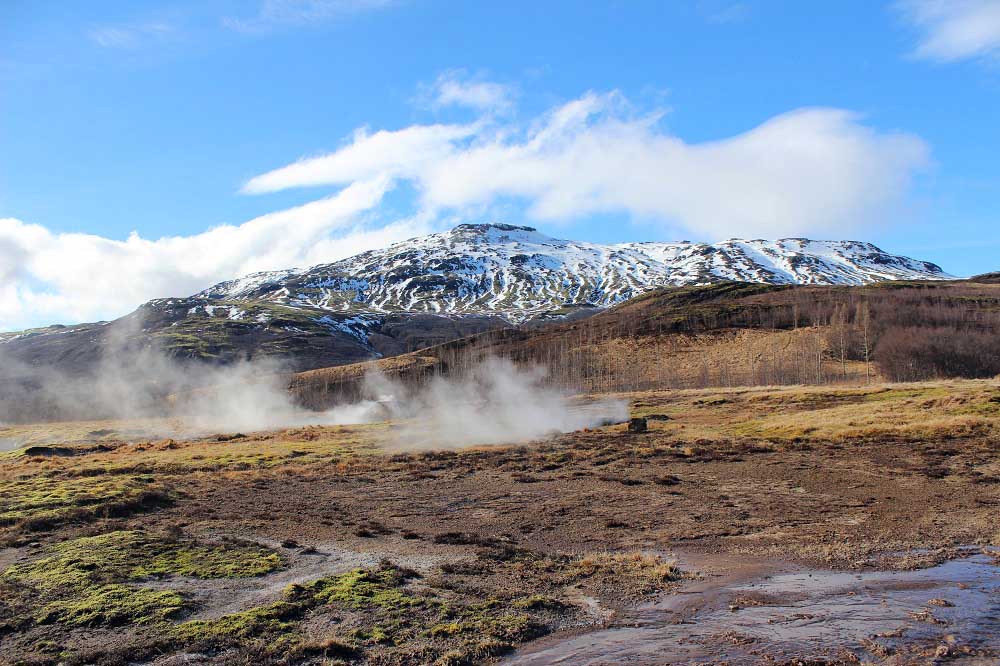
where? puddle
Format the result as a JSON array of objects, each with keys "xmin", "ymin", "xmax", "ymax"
[{"xmin": 505, "ymin": 551, "xmax": 1000, "ymax": 665}]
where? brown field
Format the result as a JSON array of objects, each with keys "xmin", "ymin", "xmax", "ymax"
[{"xmin": 1, "ymin": 379, "xmax": 999, "ymax": 665}]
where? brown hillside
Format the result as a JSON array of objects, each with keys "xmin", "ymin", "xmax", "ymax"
[
  {"xmin": 971, "ymin": 271, "xmax": 1000, "ymax": 284},
  {"xmin": 289, "ymin": 280, "xmax": 1000, "ymax": 408}
]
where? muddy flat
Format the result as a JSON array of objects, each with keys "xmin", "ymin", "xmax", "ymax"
[
  {"xmin": 505, "ymin": 550, "xmax": 1000, "ymax": 665},
  {"xmin": 1, "ymin": 381, "xmax": 999, "ymax": 665}
]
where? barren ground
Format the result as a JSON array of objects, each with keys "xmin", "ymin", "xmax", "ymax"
[{"xmin": 1, "ymin": 380, "xmax": 998, "ymax": 665}]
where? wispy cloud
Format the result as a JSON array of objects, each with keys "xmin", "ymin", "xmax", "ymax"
[
  {"xmin": 88, "ymin": 21, "xmax": 176, "ymax": 48},
  {"xmin": 246, "ymin": 88, "xmax": 929, "ymax": 242},
  {"xmin": 700, "ymin": 1, "xmax": 750, "ymax": 24},
  {"xmin": 223, "ymin": 0, "xmax": 396, "ymax": 33},
  {"xmin": 417, "ymin": 70, "xmax": 517, "ymax": 114},
  {"xmin": 897, "ymin": 0, "xmax": 1000, "ymax": 63},
  {"xmin": 241, "ymin": 123, "xmax": 479, "ymax": 194}
]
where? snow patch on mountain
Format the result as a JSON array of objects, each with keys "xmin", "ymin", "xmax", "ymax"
[{"xmin": 198, "ymin": 223, "xmax": 950, "ymax": 324}]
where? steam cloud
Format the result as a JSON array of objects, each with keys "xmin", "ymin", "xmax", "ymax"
[
  {"xmin": 0, "ymin": 326, "xmax": 626, "ymax": 449},
  {"xmin": 350, "ymin": 359, "xmax": 629, "ymax": 449},
  {"xmin": 0, "ymin": 347, "xmax": 317, "ymax": 436}
]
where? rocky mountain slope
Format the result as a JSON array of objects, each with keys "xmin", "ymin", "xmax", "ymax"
[{"xmin": 200, "ymin": 223, "xmax": 950, "ymax": 323}]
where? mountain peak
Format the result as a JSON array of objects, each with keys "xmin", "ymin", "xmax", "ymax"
[
  {"xmin": 197, "ymin": 227, "xmax": 950, "ymax": 323},
  {"xmin": 447, "ymin": 223, "xmax": 547, "ymax": 244},
  {"xmin": 451, "ymin": 223, "xmax": 538, "ymax": 234}
]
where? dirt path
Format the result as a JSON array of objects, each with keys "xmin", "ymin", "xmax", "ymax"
[{"xmin": 136, "ymin": 537, "xmax": 461, "ymax": 621}]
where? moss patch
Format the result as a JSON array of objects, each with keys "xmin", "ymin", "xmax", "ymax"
[
  {"xmin": 175, "ymin": 600, "xmax": 302, "ymax": 641},
  {"xmin": 134, "ymin": 540, "xmax": 280, "ymax": 579},
  {"xmin": 0, "ymin": 474, "xmax": 172, "ymax": 532},
  {"xmin": 1, "ymin": 530, "xmax": 281, "ymax": 628},
  {"xmin": 172, "ymin": 560, "xmax": 561, "ymax": 664},
  {"xmin": 309, "ymin": 566, "xmax": 426, "ymax": 610},
  {"xmin": 36, "ymin": 583, "xmax": 185, "ymax": 627}
]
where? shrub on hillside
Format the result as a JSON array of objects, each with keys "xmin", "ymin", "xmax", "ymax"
[{"xmin": 875, "ymin": 326, "xmax": 1000, "ymax": 382}]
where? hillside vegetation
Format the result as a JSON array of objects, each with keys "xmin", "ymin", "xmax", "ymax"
[{"xmin": 291, "ymin": 280, "xmax": 1000, "ymax": 409}]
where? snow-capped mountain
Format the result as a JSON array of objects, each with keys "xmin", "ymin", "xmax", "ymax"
[
  {"xmin": 199, "ymin": 223, "xmax": 949, "ymax": 323},
  {"xmin": 0, "ymin": 223, "xmax": 955, "ymax": 398}
]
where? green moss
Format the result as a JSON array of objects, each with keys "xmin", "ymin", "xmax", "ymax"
[
  {"xmin": 427, "ymin": 611, "xmax": 539, "ymax": 644},
  {"xmin": 476, "ymin": 613, "xmax": 539, "ymax": 642},
  {"xmin": 174, "ymin": 565, "xmax": 421, "ymax": 645},
  {"xmin": 175, "ymin": 601, "xmax": 301, "ymax": 641},
  {"xmin": 957, "ymin": 395, "xmax": 1000, "ymax": 417},
  {"xmin": 36, "ymin": 584, "xmax": 184, "ymax": 626},
  {"xmin": 310, "ymin": 567, "xmax": 425, "ymax": 610},
  {"xmin": 170, "ymin": 561, "xmax": 562, "ymax": 663},
  {"xmin": 0, "ymin": 475, "xmax": 171, "ymax": 530},
  {"xmin": 367, "ymin": 626, "xmax": 391, "ymax": 644},
  {"xmin": 429, "ymin": 622, "xmax": 462, "ymax": 637},
  {"xmin": 171, "ymin": 562, "xmax": 542, "ymax": 659},
  {"xmin": 134, "ymin": 542, "xmax": 281, "ymax": 579},
  {"xmin": 1, "ymin": 530, "xmax": 281, "ymax": 628}
]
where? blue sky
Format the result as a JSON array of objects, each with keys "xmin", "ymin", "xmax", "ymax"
[{"xmin": 1, "ymin": 0, "xmax": 999, "ymax": 329}]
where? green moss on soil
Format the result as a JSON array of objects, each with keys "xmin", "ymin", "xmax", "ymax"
[
  {"xmin": 173, "ymin": 561, "xmax": 551, "ymax": 663},
  {"xmin": 0, "ymin": 474, "xmax": 171, "ymax": 531},
  {"xmin": 175, "ymin": 600, "xmax": 302, "ymax": 641},
  {"xmin": 1, "ymin": 530, "xmax": 281, "ymax": 628},
  {"xmin": 309, "ymin": 566, "xmax": 426, "ymax": 610}
]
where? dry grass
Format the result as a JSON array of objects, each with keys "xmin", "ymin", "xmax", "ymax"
[
  {"xmin": 571, "ymin": 552, "xmax": 681, "ymax": 586},
  {"xmin": 625, "ymin": 379, "xmax": 1000, "ymax": 444}
]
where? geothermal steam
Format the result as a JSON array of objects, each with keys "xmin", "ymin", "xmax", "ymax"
[
  {"xmin": 0, "ymin": 329, "xmax": 626, "ymax": 448},
  {"xmin": 352, "ymin": 358, "xmax": 629, "ymax": 448}
]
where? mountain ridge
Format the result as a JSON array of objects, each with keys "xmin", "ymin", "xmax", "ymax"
[{"xmin": 196, "ymin": 223, "xmax": 950, "ymax": 324}]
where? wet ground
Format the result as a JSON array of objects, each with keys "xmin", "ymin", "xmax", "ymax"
[{"xmin": 505, "ymin": 550, "xmax": 1000, "ymax": 665}]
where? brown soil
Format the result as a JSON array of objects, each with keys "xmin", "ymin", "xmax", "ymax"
[{"xmin": 1, "ymin": 381, "xmax": 998, "ymax": 665}]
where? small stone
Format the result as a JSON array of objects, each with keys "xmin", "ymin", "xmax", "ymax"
[
  {"xmin": 628, "ymin": 417, "xmax": 648, "ymax": 433},
  {"xmin": 927, "ymin": 597, "xmax": 954, "ymax": 607}
]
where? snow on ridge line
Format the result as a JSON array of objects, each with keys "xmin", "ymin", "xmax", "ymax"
[{"xmin": 193, "ymin": 224, "xmax": 951, "ymax": 322}]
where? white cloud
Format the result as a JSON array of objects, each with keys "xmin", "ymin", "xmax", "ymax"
[
  {"xmin": 0, "ymin": 178, "xmax": 431, "ymax": 330},
  {"xmin": 898, "ymin": 0, "xmax": 1000, "ymax": 62},
  {"xmin": 247, "ymin": 91, "xmax": 929, "ymax": 240},
  {"xmin": 242, "ymin": 123, "xmax": 478, "ymax": 194},
  {"xmin": 224, "ymin": 0, "xmax": 395, "ymax": 33},
  {"xmin": 421, "ymin": 71, "xmax": 516, "ymax": 113},
  {"xmin": 2, "ymin": 86, "xmax": 930, "ymax": 331}
]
